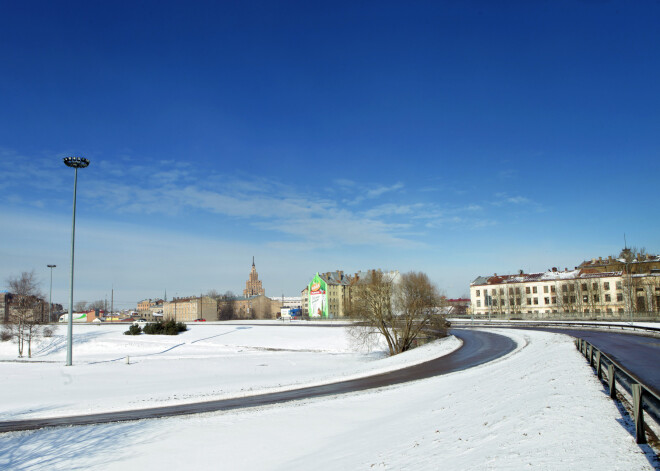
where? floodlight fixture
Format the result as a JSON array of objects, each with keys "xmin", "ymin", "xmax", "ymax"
[{"xmin": 63, "ymin": 156, "xmax": 90, "ymax": 169}]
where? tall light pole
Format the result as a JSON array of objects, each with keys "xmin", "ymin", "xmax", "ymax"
[
  {"xmin": 47, "ymin": 265, "xmax": 56, "ymax": 323},
  {"xmin": 64, "ymin": 156, "xmax": 89, "ymax": 366}
]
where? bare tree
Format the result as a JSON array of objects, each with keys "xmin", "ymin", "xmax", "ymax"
[
  {"xmin": 74, "ymin": 300, "xmax": 88, "ymax": 312},
  {"xmin": 218, "ymin": 291, "xmax": 237, "ymax": 321},
  {"xmin": 348, "ymin": 271, "xmax": 449, "ymax": 356},
  {"xmin": 3, "ymin": 271, "xmax": 48, "ymax": 358},
  {"xmin": 88, "ymin": 300, "xmax": 105, "ymax": 311}
]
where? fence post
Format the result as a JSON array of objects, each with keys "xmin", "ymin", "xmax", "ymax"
[
  {"xmin": 588, "ymin": 345, "xmax": 594, "ymax": 367},
  {"xmin": 608, "ymin": 364, "xmax": 616, "ymax": 399},
  {"xmin": 632, "ymin": 384, "xmax": 646, "ymax": 444},
  {"xmin": 595, "ymin": 351, "xmax": 601, "ymax": 379}
]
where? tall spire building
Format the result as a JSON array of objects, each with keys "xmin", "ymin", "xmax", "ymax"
[{"xmin": 243, "ymin": 257, "xmax": 265, "ymax": 297}]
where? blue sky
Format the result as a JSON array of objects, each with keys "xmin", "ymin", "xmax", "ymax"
[{"xmin": 1, "ymin": 0, "xmax": 659, "ymax": 308}]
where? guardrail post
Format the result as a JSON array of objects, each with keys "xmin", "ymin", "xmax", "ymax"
[
  {"xmin": 608, "ymin": 364, "xmax": 616, "ymax": 399},
  {"xmin": 632, "ymin": 384, "xmax": 646, "ymax": 444},
  {"xmin": 595, "ymin": 351, "xmax": 601, "ymax": 379},
  {"xmin": 588, "ymin": 345, "xmax": 594, "ymax": 367}
]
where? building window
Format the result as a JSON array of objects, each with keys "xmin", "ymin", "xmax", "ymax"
[
  {"xmin": 526, "ymin": 287, "xmax": 531, "ymax": 294},
  {"xmin": 570, "ymin": 296, "xmax": 576, "ymax": 303},
  {"xmin": 509, "ymin": 288, "xmax": 514, "ymax": 295},
  {"xmin": 533, "ymin": 298, "xmax": 539, "ymax": 305},
  {"xmin": 618, "ymin": 308, "xmax": 624, "ymax": 314},
  {"xmin": 604, "ymin": 282, "xmax": 610, "ymax": 290},
  {"xmin": 516, "ymin": 298, "xmax": 521, "ymax": 305},
  {"xmin": 476, "ymin": 300, "xmax": 481, "ymax": 307},
  {"xmin": 544, "ymin": 297, "xmax": 550, "ymax": 304},
  {"xmin": 562, "ymin": 285, "xmax": 568, "ymax": 293},
  {"xmin": 605, "ymin": 294, "xmax": 611, "ymax": 302},
  {"xmin": 492, "ymin": 299, "xmax": 498, "ymax": 306},
  {"xmin": 499, "ymin": 288, "xmax": 504, "ymax": 295},
  {"xmin": 616, "ymin": 281, "xmax": 623, "ymax": 290},
  {"xmin": 581, "ymin": 283, "xmax": 588, "ymax": 291},
  {"xmin": 552, "ymin": 297, "xmax": 556, "ymax": 304},
  {"xmin": 593, "ymin": 294, "xmax": 599, "ymax": 303},
  {"xmin": 515, "ymin": 287, "xmax": 521, "ymax": 294},
  {"xmin": 592, "ymin": 282, "xmax": 598, "ymax": 290},
  {"xmin": 551, "ymin": 286, "xmax": 556, "ymax": 293},
  {"xmin": 607, "ymin": 308, "xmax": 613, "ymax": 314},
  {"xmin": 569, "ymin": 284, "xmax": 575, "ymax": 292},
  {"xmin": 582, "ymin": 295, "xmax": 588, "ymax": 303},
  {"xmin": 584, "ymin": 309, "xmax": 589, "ymax": 314},
  {"xmin": 533, "ymin": 286, "xmax": 538, "ymax": 294},
  {"xmin": 476, "ymin": 290, "xmax": 480, "ymax": 297},
  {"xmin": 527, "ymin": 298, "xmax": 532, "ymax": 305},
  {"xmin": 617, "ymin": 293, "xmax": 623, "ymax": 302},
  {"xmin": 543, "ymin": 286, "xmax": 549, "ymax": 294}
]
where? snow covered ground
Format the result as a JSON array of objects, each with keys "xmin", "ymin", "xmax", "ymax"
[
  {"xmin": 0, "ymin": 323, "xmax": 461, "ymax": 420},
  {"xmin": 1, "ymin": 324, "xmax": 658, "ymax": 470}
]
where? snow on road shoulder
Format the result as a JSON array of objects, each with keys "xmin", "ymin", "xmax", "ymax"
[{"xmin": 1, "ymin": 329, "xmax": 655, "ymax": 470}]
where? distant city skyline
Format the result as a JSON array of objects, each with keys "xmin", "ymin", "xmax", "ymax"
[{"xmin": 1, "ymin": 1, "xmax": 659, "ymax": 307}]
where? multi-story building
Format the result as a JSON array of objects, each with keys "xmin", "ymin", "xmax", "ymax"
[
  {"xmin": 470, "ymin": 267, "xmax": 660, "ymax": 319},
  {"xmin": 163, "ymin": 296, "xmax": 218, "ymax": 322},
  {"xmin": 578, "ymin": 250, "xmax": 660, "ymax": 274},
  {"xmin": 137, "ymin": 299, "xmax": 164, "ymax": 321},
  {"xmin": 233, "ymin": 294, "xmax": 281, "ymax": 319},
  {"xmin": 1, "ymin": 291, "xmax": 12, "ymax": 323},
  {"xmin": 302, "ymin": 269, "xmax": 399, "ymax": 318},
  {"xmin": 243, "ymin": 257, "xmax": 265, "ymax": 297}
]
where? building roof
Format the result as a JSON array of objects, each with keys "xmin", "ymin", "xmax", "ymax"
[{"xmin": 471, "ymin": 269, "xmax": 624, "ymax": 286}]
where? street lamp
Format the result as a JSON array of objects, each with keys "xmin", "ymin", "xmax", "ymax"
[
  {"xmin": 64, "ymin": 156, "xmax": 89, "ymax": 366},
  {"xmin": 47, "ymin": 265, "xmax": 56, "ymax": 323}
]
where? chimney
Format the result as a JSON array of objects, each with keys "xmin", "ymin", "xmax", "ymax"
[{"xmin": 552, "ymin": 267, "xmax": 557, "ymax": 272}]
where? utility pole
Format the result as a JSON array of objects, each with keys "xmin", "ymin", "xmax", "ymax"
[{"xmin": 47, "ymin": 265, "xmax": 56, "ymax": 322}]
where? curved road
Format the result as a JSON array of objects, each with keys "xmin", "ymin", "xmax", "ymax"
[{"xmin": 0, "ymin": 328, "xmax": 516, "ymax": 433}]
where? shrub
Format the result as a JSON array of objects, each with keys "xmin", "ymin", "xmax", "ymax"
[
  {"xmin": 1, "ymin": 329, "xmax": 11, "ymax": 342},
  {"xmin": 124, "ymin": 324, "xmax": 142, "ymax": 336},
  {"xmin": 43, "ymin": 327, "xmax": 54, "ymax": 338},
  {"xmin": 142, "ymin": 320, "xmax": 187, "ymax": 335}
]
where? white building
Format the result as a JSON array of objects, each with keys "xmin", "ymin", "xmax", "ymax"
[{"xmin": 470, "ymin": 268, "xmax": 660, "ymax": 319}]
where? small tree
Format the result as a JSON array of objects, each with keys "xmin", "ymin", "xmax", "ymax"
[
  {"xmin": 348, "ymin": 270, "xmax": 449, "ymax": 356},
  {"xmin": 3, "ymin": 271, "xmax": 48, "ymax": 358}
]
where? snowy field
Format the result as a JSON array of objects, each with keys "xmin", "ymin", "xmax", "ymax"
[
  {"xmin": 0, "ymin": 323, "xmax": 461, "ymax": 420},
  {"xmin": 1, "ymin": 324, "xmax": 658, "ymax": 470}
]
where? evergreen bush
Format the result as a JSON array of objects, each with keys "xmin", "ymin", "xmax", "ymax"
[
  {"xmin": 124, "ymin": 324, "xmax": 142, "ymax": 335},
  {"xmin": 142, "ymin": 319, "xmax": 187, "ymax": 335}
]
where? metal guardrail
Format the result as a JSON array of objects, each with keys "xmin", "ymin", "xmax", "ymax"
[
  {"xmin": 575, "ymin": 337, "xmax": 660, "ymax": 444},
  {"xmin": 451, "ymin": 319, "xmax": 660, "ymax": 335}
]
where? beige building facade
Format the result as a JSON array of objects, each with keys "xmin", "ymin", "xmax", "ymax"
[{"xmin": 163, "ymin": 296, "xmax": 218, "ymax": 322}]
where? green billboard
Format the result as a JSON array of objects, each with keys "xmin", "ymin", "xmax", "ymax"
[{"xmin": 308, "ymin": 273, "xmax": 328, "ymax": 318}]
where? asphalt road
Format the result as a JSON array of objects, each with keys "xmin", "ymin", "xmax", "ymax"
[
  {"xmin": 528, "ymin": 327, "xmax": 660, "ymax": 397},
  {"xmin": 0, "ymin": 328, "xmax": 516, "ymax": 434}
]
